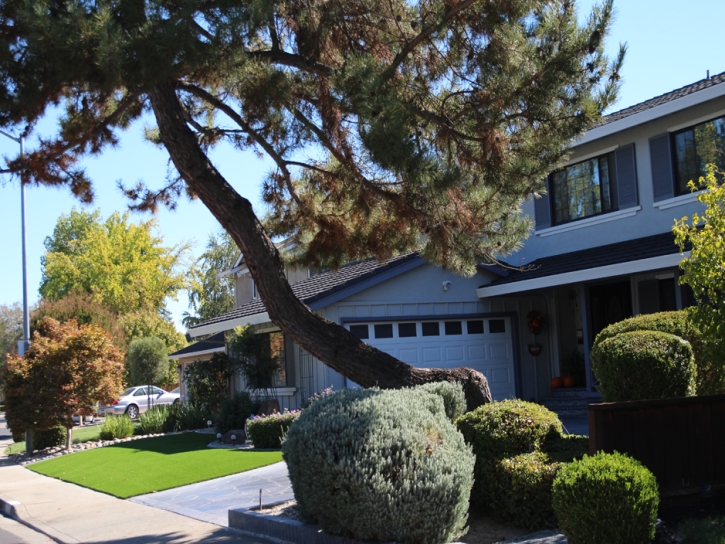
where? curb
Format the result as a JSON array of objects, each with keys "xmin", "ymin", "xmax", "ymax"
[{"xmin": 0, "ymin": 493, "xmax": 75, "ymax": 543}]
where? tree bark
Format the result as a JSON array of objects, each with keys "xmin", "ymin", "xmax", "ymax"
[{"xmin": 148, "ymin": 82, "xmax": 492, "ymax": 411}]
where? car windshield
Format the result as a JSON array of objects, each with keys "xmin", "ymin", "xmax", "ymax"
[{"xmin": 122, "ymin": 388, "xmax": 135, "ymax": 397}]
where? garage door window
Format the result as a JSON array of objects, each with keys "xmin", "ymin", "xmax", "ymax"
[
  {"xmin": 422, "ymin": 322, "xmax": 440, "ymax": 336},
  {"xmin": 350, "ymin": 325, "xmax": 369, "ymax": 339},
  {"xmin": 444, "ymin": 321, "xmax": 462, "ymax": 335},
  {"xmin": 374, "ymin": 324, "xmax": 394, "ymax": 339},
  {"xmin": 398, "ymin": 323, "xmax": 417, "ymax": 337},
  {"xmin": 467, "ymin": 320, "xmax": 484, "ymax": 334},
  {"xmin": 489, "ymin": 319, "xmax": 506, "ymax": 334}
]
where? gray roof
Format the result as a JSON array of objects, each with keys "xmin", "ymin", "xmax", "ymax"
[
  {"xmin": 168, "ymin": 331, "xmax": 226, "ymax": 358},
  {"xmin": 485, "ymin": 232, "xmax": 690, "ymax": 288},
  {"xmin": 597, "ymin": 70, "xmax": 725, "ymax": 128},
  {"xmin": 189, "ymin": 253, "xmax": 421, "ymax": 332}
]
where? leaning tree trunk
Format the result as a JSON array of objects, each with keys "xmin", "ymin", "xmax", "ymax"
[{"xmin": 149, "ymin": 82, "xmax": 492, "ymax": 411}]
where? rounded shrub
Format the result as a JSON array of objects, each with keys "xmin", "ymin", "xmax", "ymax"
[
  {"xmin": 34, "ymin": 426, "xmax": 66, "ymax": 450},
  {"xmin": 552, "ymin": 451, "xmax": 659, "ymax": 544},
  {"xmin": 592, "ymin": 330, "xmax": 696, "ymax": 402},
  {"xmin": 455, "ymin": 399, "xmax": 562, "ymax": 461},
  {"xmin": 247, "ymin": 410, "xmax": 300, "ymax": 449},
  {"xmin": 282, "ymin": 387, "xmax": 474, "ymax": 544}
]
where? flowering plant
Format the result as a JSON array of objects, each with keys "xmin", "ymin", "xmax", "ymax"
[{"xmin": 302, "ymin": 386, "xmax": 335, "ymax": 408}]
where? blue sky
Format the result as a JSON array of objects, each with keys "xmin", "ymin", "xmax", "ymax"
[{"xmin": 0, "ymin": 0, "xmax": 723, "ymax": 331}]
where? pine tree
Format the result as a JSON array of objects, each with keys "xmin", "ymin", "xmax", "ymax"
[{"xmin": 0, "ymin": 0, "xmax": 623, "ymax": 408}]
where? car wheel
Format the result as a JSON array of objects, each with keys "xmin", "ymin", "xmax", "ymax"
[
  {"xmin": 173, "ymin": 399, "xmax": 180, "ymax": 405},
  {"xmin": 126, "ymin": 404, "xmax": 139, "ymax": 419}
]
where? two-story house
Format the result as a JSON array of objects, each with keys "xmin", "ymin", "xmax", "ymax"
[{"xmin": 171, "ymin": 71, "xmax": 724, "ymax": 409}]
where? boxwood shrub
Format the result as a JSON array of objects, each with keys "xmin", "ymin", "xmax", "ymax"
[
  {"xmin": 592, "ymin": 330, "xmax": 696, "ymax": 401},
  {"xmin": 282, "ymin": 387, "xmax": 474, "ymax": 544},
  {"xmin": 593, "ymin": 310, "xmax": 721, "ymax": 395},
  {"xmin": 247, "ymin": 410, "xmax": 300, "ymax": 449},
  {"xmin": 34, "ymin": 426, "xmax": 66, "ymax": 450},
  {"xmin": 553, "ymin": 451, "xmax": 659, "ymax": 544}
]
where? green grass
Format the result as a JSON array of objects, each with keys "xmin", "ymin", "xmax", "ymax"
[
  {"xmin": 29, "ymin": 432, "xmax": 283, "ymax": 498},
  {"xmin": 6, "ymin": 424, "xmax": 108, "ymax": 455}
]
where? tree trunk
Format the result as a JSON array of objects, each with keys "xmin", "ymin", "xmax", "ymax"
[
  {"xmin": 148, "ymin": 82, "xmax": 492, "ymax": 411},
  {"xmin": 66, "ymin": 425, "xmax": 72, "ymax": 452}
]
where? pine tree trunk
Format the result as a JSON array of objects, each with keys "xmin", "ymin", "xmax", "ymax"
[{"xmin": 149, "ymin": 82, "xmax": 492, "ymax": 411}]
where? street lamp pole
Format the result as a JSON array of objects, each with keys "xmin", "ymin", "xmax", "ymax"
[{"xmin": 0, "ymin": 129, "xmax": 29, "ymax": 356}]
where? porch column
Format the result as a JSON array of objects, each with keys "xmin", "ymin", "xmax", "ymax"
[{"xmin": 579, "ymin": 284, "xmax": 595, "ymax": 393}]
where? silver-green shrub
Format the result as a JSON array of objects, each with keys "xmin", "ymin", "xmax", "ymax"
[
  {"xmin": 282, "ymin": 387, "xmax": 474, "ymax": 544},
  {"xmin": 416, "ymin": 381, "xmax": 466, "ymax": 421}
]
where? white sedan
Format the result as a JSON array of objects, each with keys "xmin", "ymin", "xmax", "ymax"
[{"xmin": 100, "ymin": 386, "xmax": 180, "ymax": 419}]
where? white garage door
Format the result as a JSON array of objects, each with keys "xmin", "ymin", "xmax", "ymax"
[{"xmin": 347, "ymin": 317, "xmax": 516, "ymax": 401}]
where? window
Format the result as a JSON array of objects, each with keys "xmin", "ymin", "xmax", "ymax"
[
  {"xmin": 349, "ymin": 325, "xmax": 369, "ymax": 339},
  {"xmin": 268, "ymin": 331, "xmax": 287, "ymax": 387},
  {"xmin": 444, "ymin": 321, "xmax": 462, "ymax": 335},
  {"xmin": 488, "ymin": 319, "xmax": 506, "ymax": 334},
  {"xmin": 421, "ymin": 322, "xmax": 440, "ymax": 336},
  {"xmin": 550, "ymin": 153, "xmax": 618, "ymax": 224},
  {"xmin": 374, "ymin": 324, "xmax": 393, "ymax": 339},
  {"xmin": 467, "ymin": 320, "xmax": 484, "ymax": 334},
  {"xmin": 673, "ymin": 115, "xmax": 725, "ymax": 194},
  {"xmin": 398, "ymin": 323, "xmax": 417, "ymax": 337},
  {"xmin": 252, "ymin": 279, "xmax": 257, "ymax": 300}
]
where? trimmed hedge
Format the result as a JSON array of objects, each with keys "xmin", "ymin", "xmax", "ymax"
[
  {"xmin": 553, "ymin": 451, "xmax": 659, "ymax": 544},
  {"xmin": 592, "ymin": 330, "xmax": 696, "ymax": 402},
  {"xmin": 247, "ymin": 410, "xmax": 300, "ymax": 449},
  {"xmin": 282, "ymin": 387, "xmax": 474, "ymax": 544},
  {"xmin": 593, "ymin": 310, "xmax": 722, "ymax": 395}
]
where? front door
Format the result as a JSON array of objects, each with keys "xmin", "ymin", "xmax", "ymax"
[{"xmin": 589, "ymin": 280, "xmax": 633, "ymax": 341}]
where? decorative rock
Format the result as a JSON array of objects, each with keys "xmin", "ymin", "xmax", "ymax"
[{"xmin": 220, "ymin": 430, "xmax": 247, "ymax": 444}]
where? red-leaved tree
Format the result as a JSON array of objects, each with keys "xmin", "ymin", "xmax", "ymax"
[{"xmin": 3, "ymin": 318, "xmax": 124, "ymax": 450}]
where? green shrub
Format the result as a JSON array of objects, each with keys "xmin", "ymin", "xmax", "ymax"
[
  {"xmin": 455, "ymin": 399, "xmax": 562, "ymax": 461},
  {"xmin": 593, "ymin": 310, "xmax": 721, "ymax": 395},
  {"xmin": 163, "ymin": 402, "xmax": 209, "ymax": 433},
  {"xmin": 100, "ymin": 415, "xmax": 135, "ymax": 440},
  {"xmin": 540, "ymin": 434, "xmax": 589, "ymax": 464},
  {"xmin": 12, "ymin": 429, "xmax": 24, "ymax": 442},
  {"xmin": 592, "ymin": 330, "xmax": 696, "ymax": 402},
  {"xmin": 488, "ymin": 452, "xmax": 560, "ymax": 530},
  {"xmin": 139, "ymin": 406, "xmax": 169, "ymax": 434},
  {"xmin": 552, "ymin": 451, "xmax": 659, "ymax": 544},
  {"xmin": 282, "ymin": 387, "xmax": 474, "ymax": 544},
  {"xmin": 216, "ymin": 392, "xmax": 261, "ymax": 435},
  {"xmin": 247, "ymin": 410, "xmax": 300, "ymax": 449},
  {"xmin": 34, "ymin": 426, "xmax": 66, "ymax": 450},
  {"xmin": 416, "ymin": 381, "xmax": 466, "ymax": 422}
]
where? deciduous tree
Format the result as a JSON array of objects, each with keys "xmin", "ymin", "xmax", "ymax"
[
  {"xmin": 0, "ymin": 0, "xmax": 623, "ymax": 409},
  {"xmin": 127, "ymin": 336, "xmax": 170, "ymax": 408},
  {"xmin": 673, "ymin": 165, "xmax": 725, "ymax": 394},
  {"xmin": 0, "ymin": 302, "xmax": 23, "ymax": 360},
  {"xmin": 2, "ymin": 317, "xmax": 124, "ymax": 450}
]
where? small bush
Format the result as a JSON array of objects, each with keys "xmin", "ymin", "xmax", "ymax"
[
  {"xmin": 247, "ymin": 410, "xmax": 300, "ymax": 449},
  {"xmin": 216, "ymin": 392, "xmax": 261, "ymax": 435},
  {"xmin": 540, "ymin": 434, "xmax": 589, "ymax": 464},
  {"xmin": 163, "ymin": 402, "xmax": 209, "ymax": 433},
  {"xmin": 12, "ymin": 429, "xmax": 24, "ymax": 442},
  {"xmin": 553, "ymin": 451, "xmax": 659, "ymax": 544},
  {"xmin": 34, "ymin": 426, "xmax": 66, "ymax": 450},
  {"xmin": 416, "ymin": 381, "xmax": 467, "ymax": 422},
  {"xmin": 139, "ymin": 406, "xmax": 169, "ymax": 434},
  {"xmin": 488, "ymin": 452, "xmax": 560, "ymax": 530},
  {"xmin": 455, "ymin": 399, "xmax": 562, "ymax": 461},
  {"xmin": 100, "ymin": 415, "xmax": 135, "ymax": 440},
  {"xmin": 592, "ymin": 330, "xmax": 696, "ymax": 402},
  {"xmin": 283, "ymin": 387, "xmax": 474, "ymax": 544}
]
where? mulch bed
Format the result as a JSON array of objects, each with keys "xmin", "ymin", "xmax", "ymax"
[{"xmin": 654, "ymin": 488, "xmax": 725, "ymax": 543}]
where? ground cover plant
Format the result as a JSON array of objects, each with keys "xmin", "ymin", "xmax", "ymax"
[{"xmin": 29, "ymin": 432, "xmax": 282, "ymax": 498}]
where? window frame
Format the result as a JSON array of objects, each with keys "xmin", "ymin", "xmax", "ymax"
[
  {"xmin": 671, "ymin": 113, "xmax": 725, "ymax": 196},
  {"xmin": 548, "ymin": 151, "xmax": 619, "ymax": 226}
]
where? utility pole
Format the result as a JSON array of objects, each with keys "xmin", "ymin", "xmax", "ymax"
[{"xmin": 0, "ymin": 128, "xmax": 32, "ymax": 453}]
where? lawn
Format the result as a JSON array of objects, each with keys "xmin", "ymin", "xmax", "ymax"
[{"xmin": 29, "ymin": 432, "xmax": 283, "ymax": 498}]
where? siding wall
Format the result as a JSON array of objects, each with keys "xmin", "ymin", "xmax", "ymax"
[{"xmin": 515, "ymin": 96, "xmax": 724, "ymax": 264}]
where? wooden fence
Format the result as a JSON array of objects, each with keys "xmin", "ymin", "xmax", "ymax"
[{"xmin": 588, "ymin": 394, "xmax": 725, "ymax": 494}]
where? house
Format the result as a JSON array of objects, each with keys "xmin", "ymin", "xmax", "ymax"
[{"xmin": 171, "ymin": 71, "xmax": 725, "ymax": 408}]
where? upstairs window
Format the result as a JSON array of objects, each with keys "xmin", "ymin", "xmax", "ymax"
[
  {"xmin": 673, "ymin": 115, "xmax": 725, "ymax": 194},
  {"xmin": 550, "ymin": 153, "xmax": 618, "ymax": 225}
]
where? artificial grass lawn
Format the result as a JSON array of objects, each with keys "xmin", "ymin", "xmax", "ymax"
[{"xmin": 29, "ymin": 432, "xmax": 283, "ymax": 498}]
